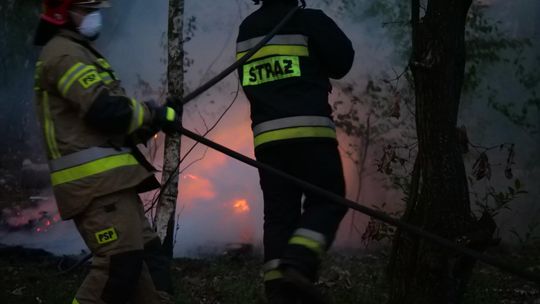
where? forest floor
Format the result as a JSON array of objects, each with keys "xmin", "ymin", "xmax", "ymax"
[
  {"xmin": 1, "ymin": 243, "xmax": 539, "ymax": 304},
  {"xmin": 1, "ymin": 170, "xmax": 540, "ymax": 303}
]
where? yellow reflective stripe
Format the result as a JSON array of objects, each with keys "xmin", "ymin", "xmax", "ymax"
[
  {"xmin": 59, "ymin": 64, "xmax": 98, "ymax": 96},
  {"xmin": 237, "ymin": 34, "xmax": 308, "ymax": 53},
  {"xmin": 254, "ymin": 127, "xmax": 336, "ymax": 148},
  {"xmin": 237, "ymin": 45, "xmax": 309, "ymax": 62},
  {"xmin": 51, "ymin": 153, "xmax": 139, "ymax": 186},
  {"xmin": 253, "ymin": 116, "xmax": 334, "ymax": 136},
  {"xmin": 34, "ymin": 61, "xmax": 43, "ymax": 91},
  {"xmin": 42, "ymin": 91, "xmax": 61, "ymax": 159},
  {"xmin": 264, "ymin": 270, "xmax": 283, "ymax": 282},
  {"xmin": 128, "ymin": 99, "xmax": 144, "ymax": 133},
  {"xmin": 166, "ymin": 107, "xmax": 176, "ymax": 122},
  {"xmin": 99, "ymin": 72, "xmax": 114, "ymax": 84},
  {"xmin": 58, "ymin": 63, "xmax": 84, "ymax": 92},
  {"xmin": 96, "ymin": 58, "xmax": 112, "ymax": 69},
  {"xmin": 289, "ymin": 236, "xmax": 323, "ymax": 255},
  {"xmin": 72, "ymin": 298, "xmax": 80, "ymax": 304}
]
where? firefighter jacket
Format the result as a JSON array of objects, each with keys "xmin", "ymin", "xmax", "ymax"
[
  {"xmin": 236, "ymin": 2, "xmax": 354, "ymax": 150},
  {"xmin": 34, "ymin": 29, "xmax": 158, "ymax": 220}
]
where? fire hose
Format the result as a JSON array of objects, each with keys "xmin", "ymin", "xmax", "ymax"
[
  {"xmin": 57, "ymin": 4, "xmax": 304, "ymax": 275},
  {"xmin": 59, "ymin": 3, "xmax": 540, "ymax": 285},
  {"xmin": 177, "ymin": 127, "xmax": 540, "ymax": 284}
]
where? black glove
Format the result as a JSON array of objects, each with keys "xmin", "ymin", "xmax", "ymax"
[{"xmin": 144, "ymin": 100, "xmax": 182, "ymax": 135}]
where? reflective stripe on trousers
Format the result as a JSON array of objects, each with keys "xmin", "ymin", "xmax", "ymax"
[
  {"xmin": 253, "ymin": 116, "xmax": 337, "ymax": 148},
  {"xmin": 288, "ymin": 228, "xmax": 327, "ymax": 256},
  {"xmin": 263, "ymin": 259, "xmax": 283, "ymax": 282},
  {"xmin": 49, "ymin": 147, "xmax": 137, "ymax": 186}
]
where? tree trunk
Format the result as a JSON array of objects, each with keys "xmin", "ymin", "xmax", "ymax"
[
  {"xmin": 153, "ymin": 0, "xmax": 184, "ymax": 258},
  {"xmin": 388, "ymin": 1, "xmax": 475, "ymax": 303}
]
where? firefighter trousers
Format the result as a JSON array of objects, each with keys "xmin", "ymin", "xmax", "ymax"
[
  {"xmin": 72, "ymin": 188, "xmax": 173, "ymax": 304},
  {"xmin": 255, "ymin": 140, "xmax": 348, "ymax": 282}
]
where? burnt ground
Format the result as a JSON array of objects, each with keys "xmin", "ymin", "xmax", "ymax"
[{"xmin": 0, "ymin": 244, "xmax": 539, "ymax": 304}]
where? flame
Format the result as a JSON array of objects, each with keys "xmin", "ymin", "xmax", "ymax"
[
  {"xmin": 184, "ymin": 174, "xmax": 200, "ymax": 180},
  {"xmin": 233, "ymin": 199, "xmax": 250, "ymax": 214}
]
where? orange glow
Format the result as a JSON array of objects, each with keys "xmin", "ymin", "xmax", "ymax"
[
  {"xmin": 180, "ymin": 174, "xmax": 216, "ymax": 202},
  {"xmin": 233, "ymin": 199, "xmax": 250, "ymax": 213},
  {"xmin": 183, "ymin": 174, "xmax": 200, "ymax": 180}
]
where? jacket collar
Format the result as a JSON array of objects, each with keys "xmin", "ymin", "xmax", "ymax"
[{"xmin": 58, "ymin": 29, "xmax": 90, "ymax": 44}]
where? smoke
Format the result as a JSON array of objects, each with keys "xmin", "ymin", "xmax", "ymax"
[{"xmin": 1, "ymin": 0, "xmax": 538, "ymax": 256}]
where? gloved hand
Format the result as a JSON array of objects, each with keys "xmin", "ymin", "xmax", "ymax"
[{"xmin": 144, "ymin": 100, "xmax": 182, "ymax": 135}]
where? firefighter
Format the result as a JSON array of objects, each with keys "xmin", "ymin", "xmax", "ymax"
[
  {"xmin": 237, "ymin": 0, "xmax": 355, "ymax": 302},
  {"xmin": 33, "ymin": 1, "xmax": 179, "ymax": 303}
]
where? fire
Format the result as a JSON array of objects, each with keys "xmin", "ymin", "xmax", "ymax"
[
  {"xmin": 232, "ymin": 199, "xmax": 250, "ymax": 214},
  {"xmin": 183, "ymin": 174, "xmax": 200, "ymax": 180}
]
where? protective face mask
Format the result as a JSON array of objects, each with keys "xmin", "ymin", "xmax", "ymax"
[{"xmin": 78, "ymin": 11, "xmax": 103, "ymax": 40}]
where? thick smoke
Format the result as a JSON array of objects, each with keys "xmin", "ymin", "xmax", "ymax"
[{"xmin": 1, "ymin": 0, "xmax": 538, "ymax": 256}]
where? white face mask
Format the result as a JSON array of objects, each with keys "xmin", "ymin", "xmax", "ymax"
[{"xmin": 77, "ymin": 11, "xmax": 103, "ymax": 40}]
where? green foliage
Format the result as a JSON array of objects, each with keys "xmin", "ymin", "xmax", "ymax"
[
  {"xmin": 326, "ymin": 1, "xmax": 539, "ymax": 134},
  {"xmin": 323, "ymin": 0, "xmax": 538, "ymax": 249},
  {"xmin": 465, "ymin": 4, "xmax": 539, "ymax": 133},
  {"xmin": 510, "ymin": 215, "xmax": 540, "ymax": 251}
]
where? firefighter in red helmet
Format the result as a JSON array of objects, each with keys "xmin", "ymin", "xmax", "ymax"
[{"xmin": 34, "ymin": 1, "xmax": 177, "ymax": 303}]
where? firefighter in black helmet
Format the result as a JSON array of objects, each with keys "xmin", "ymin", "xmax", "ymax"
[{"xmin": 236, "ymin": 0, "xmax": 355, "ymax": 302}]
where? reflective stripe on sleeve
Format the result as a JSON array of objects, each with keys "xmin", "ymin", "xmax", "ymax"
[
  {"xmin": 96, "ymin": 58, "xmax": 112, "ymax": 69},
  {"xmin": 236, "ymin": 34, "xmax": 308, "ymax": 53},
  {"xmin": 57, "ymin": 63, "xmax": 99, "ymax": 96},
  {"xmin": 99, "ymin": 72, "xmax": 114, "ymax": 84},
  {"xmin": 128, "ymin": 98, "xmax": 144, "ymax": 133},
  {"xmin": 42, "ymin": 91, "xmax": 61, "ymax": 159}
]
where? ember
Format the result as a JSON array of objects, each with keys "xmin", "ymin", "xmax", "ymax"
[{"xmin": 232, "ymin": 199, "xmax": 250, "ymax": 213}]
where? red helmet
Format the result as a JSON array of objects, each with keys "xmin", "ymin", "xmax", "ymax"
[{"xmin": 41, "ymin": 0, "xmax": 110, "ymax": 25}]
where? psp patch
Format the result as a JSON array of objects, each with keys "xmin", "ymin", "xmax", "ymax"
[
  {"xmin": 78, "ymin": 70, "xmax": 101, "ymax": 89},
  {"xmin": 95, "ymin": 227, "xmax": 118, "ymax": 245},
  {"xmin": 243, "ymin": 55, "xmax": 301, "ymax": 86}
]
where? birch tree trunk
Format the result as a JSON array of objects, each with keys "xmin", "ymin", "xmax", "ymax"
[{"xmin": 154, "ymin": 0, "xmax": 184, "ymax": 258}]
